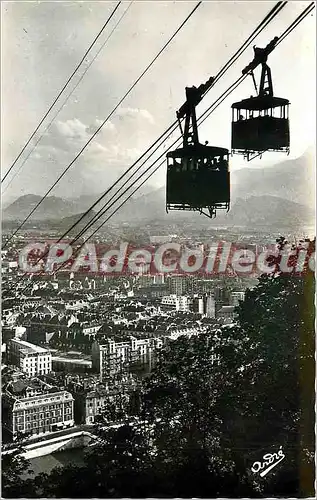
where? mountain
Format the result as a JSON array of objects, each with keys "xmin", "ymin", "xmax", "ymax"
[
  {"xmin": 223, "ymin": 195, "xmax": 314, "ymax": 228},
  {"xmin": 230, "ymin": 150, "xmax": 315, "ymax": 208},
  {"xmin": 3, "ymin": 195, "xmax": 84, "ymax": 221},
  {"xmin": 111, "ymin": 190, "xmax": 314, "ymax": 229},
  {"xmin": 56, "ymin": 210, "xmax": 97, "ymax": 233},
  {"xmin": 1, "ymin": 195, "xmax": 18, "ymax": 210},
  {"xmin": 3, "ymin": 151, "xmax": 315, "ymax": 228}
]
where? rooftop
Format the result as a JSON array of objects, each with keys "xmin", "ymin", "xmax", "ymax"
[
  {"xmin": 219, "ymin": 306, "xmax": 235, "ymax": 313},
  {"xmin": 11, "ymin": 338, "xmax": 49, "ymax": 354},
  {"xmin": 52, "ymin": 356, "xmax": 92, "ymax": 366},
  {"xmin": 12, "ymin": 390, "xmax": 73, "ymax": 409}
]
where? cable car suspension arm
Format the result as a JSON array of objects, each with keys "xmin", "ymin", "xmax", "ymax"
[
  {"xmin": 177, "ymin": 75, "xmax": 215, "ymax": 121},
  {"xmin": 242, "ymin": 36, "xmax": 279, "ymax": 96}
]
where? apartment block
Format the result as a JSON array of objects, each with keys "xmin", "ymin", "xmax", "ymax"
[
  {"xmin": 92, "ymin": 335, "xmax": 164, "ymax": 382},
  {"xmin": 2, "ymin": 390, "xmax": 74, "ymax": 439},
  {"xmin": 161, "ymin": 294, "xmax": 189, "ymax": 312},
  {"xmin": 8, "ymin": 338, "xmax": 52, "ymax": 376}
]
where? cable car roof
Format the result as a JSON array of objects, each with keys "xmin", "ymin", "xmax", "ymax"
[
  {"xmin": 231, "ymin": 95, "xmax": 289, "ymax": 111},
  {"xmin": 167, "ymin": 144, "xmax": 228, "ymax": 159}
]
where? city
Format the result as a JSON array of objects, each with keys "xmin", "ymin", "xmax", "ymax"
[
  {"xmin": 1, "ymin": 0, "xmax": 315, "ymax": 498},
  {"xmin": 2, "ymin": 225, "xmax": 255, "ymax": 443}
]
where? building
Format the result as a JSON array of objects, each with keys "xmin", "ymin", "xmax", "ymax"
[
  {"xmin": 205, "ymin": 294, "xmax": 216, "ymax": 318},
  {"xmin": 5, "ymin": 377, "xmax": 53, "ymax": 400},
  {"xmin": 214, "ymin": 287, "xmax": 231, "ymax": 302},
  {"xmin": 92, "ymin": 335, "xmax": 164, "ymax": 382},
  {"xmin": 2, "ymin": 390, "xmax": 74, "ymax": 439},
  {"xmin": 85, "ymin": 385, "xmax": 130, "ymax": 425},
  {"xmin": 161, "ymin": 295, "xmax": 189, "ymax": 312},
  {"xmin": 190, "ymin": 296, "xmax": 205, "ymax": 315},
  {"xmin": 230, "ymin": 291, "xmax": 245, "ymax": 306},
  {"xmin": 137, "ymin": 275, "xmax": 154, "ymax": 288},
  {"xmin": 134, "ymin": 284, "xmax": 168, "ymax": 299},
  {"xmin": 92, "ymin": 339, "xmax": 131, "ymax": 381},
  {"xmin": 153, "ymin": 274, "xmax": 165, "ymax": 285},
  {"xmin": 168, "ymin": 275, "xmax": 187, "ymax": 296},
  {"xmin": 82, "ymin": 324, "xmax": 102, "ymax": 336},
  {"xmin": 168, "ymin": 327, "xmax": 203, "ymax": 340},
  {"xmin": 8, "ymin": 339, "xmax": 52, "ymax": 376},
  {"xmin": 217, "ymin": 305, "xmax": 236, "ymax": 324},
  {"xmin": 130, "ymin": 335, "xmax": 163, "ymax": 371},
  {"xmin": 52, "ymin": 355, "xmax": 92, "ymax": 373}
]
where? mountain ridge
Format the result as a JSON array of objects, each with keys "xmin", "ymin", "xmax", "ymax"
[{"xmin": 3, "ymin": 152, "xmax": 315, "ymax": 227}]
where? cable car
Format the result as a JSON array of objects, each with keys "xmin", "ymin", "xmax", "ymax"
[
  {"xmin": 166, "ymin": 83, "xmax": 230, "ymax": 218},
  {"xmin": 231, "ymin": 37, "xmax": 290, "ymax": 161}
]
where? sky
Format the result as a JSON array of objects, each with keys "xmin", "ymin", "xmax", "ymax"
[{"xmin": 1, "ymin": 0, "xmax": 316, "ymax": 202}]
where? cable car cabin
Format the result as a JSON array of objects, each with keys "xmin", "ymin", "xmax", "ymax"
[
  {"xmin": 231, "ymin": 95, "xmax": 290, "ymax": 159},
  {"xmin": 166, "ymin": 143, "xmax": 230, "ymax": 218}
]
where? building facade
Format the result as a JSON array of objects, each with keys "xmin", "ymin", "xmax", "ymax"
[
  {"xmin": 168, "ymin": 275, "xmax": 187, "ymax": 296},
  {"xmin": 161, "ymin": 294, "xmax": 189, "ymax": 312},
  {"xmin": 8, "ymin": 338, "xmax": 52, "ymax": 376},
  {"xmin": 92, "ymin": 335, "xmax": 164, "ymax": 382},
  {"xmin": 230, "ymin": 291, "xmax": 245, "ymax": 306},
  {"xmin": 85, "ymin": 386, "xmax": 130, "ymax": 425},
  {"xmin": 3, "ymin": 390, "xmax": 74, "ymax": 439},
  {"xmin": 217, "ymin": 305, "xmax": 236, "ymax": 324}
]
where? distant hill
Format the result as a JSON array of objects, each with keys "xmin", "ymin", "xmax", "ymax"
[
  {"xmin": 3, "ymin": 195, "xmax": 84, "ymax": 221},
  {"xmin": 3, "ymin": 151, "xmax": 315, "ymax": 230},
  {"xmin": 230, "ymin": 149, "xmax": 315, "ymax": 208},
  {"xmin": 111, "ymin": 190, "xmax": 314, "ymax": 229},
  {"xmin": 57, "ymin": 210, "xmax": 97, "ymax": 233},
  {"xmin": 223, "ymin": 195, "xmax": 314, "ymax": 228}
]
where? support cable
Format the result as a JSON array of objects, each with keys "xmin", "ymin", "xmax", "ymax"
[{"xmin": 1, "ymin": 1, "xmax": 122, "ymax": 184}]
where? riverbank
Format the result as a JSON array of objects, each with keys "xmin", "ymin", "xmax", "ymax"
[{"xmin": 22, "ymin": 448, "xmax": 86, "ymax": 478}]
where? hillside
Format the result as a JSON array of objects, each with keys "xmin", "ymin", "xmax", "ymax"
[
  {"xmin": 3, "ymin": 195, "xmax": 83, "ymax": 221},
  {"xmin": 3, "ymin": 151, "xmax": 315, "ymax": 230},
  {"xmin": 230, "ymin": 150, "xmax": 315, "ymax": 208}
]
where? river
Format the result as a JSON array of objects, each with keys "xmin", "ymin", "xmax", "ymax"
[{"xmin": 25, "ymin": 448, "xmax": 86, "ymax": 478}]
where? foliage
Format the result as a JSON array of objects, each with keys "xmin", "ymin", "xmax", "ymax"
[
  {"xmin": 4, "ymin": 239, "xmax": 315, "ymax": 497},
  {"xmin": 1, "ymin": 447, "xmax": 35, "ymax": 498}
]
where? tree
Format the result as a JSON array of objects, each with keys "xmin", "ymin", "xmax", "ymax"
[
  {"xmin": 35, "ymin": 422, "xmax": 156, "ymax": 498},
  {"xmin": 1, "ymin": 447, "xmax": 36, "ymax": 498},
  {"xmin": 22, "ymin": 240, "xmax": 314, "ymax": 497},
  {"xmin": 139, "ymin": 252, "xmax": 314, "ymax": 496}
]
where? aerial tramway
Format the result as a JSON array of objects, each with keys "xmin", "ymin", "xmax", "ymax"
[
  {"xmin": 166, "ymin": 77, "xmax": 230, "ymax": 219},
  {"xmin": 231, "ymin": 36, "xmax": 290, "ymax": 161},
  {"xmin": 166, "ymin": 36, "xmax": 290, "ymax": 218}
]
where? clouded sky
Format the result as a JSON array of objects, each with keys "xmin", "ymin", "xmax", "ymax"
[{"xmin": 2, "ymin": 1, "xmax": 315, "ymax": 201}]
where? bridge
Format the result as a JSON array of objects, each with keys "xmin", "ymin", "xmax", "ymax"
[
  {"xmin": 2, "ymin": 425, "xmax": 97, "ymax": 459},
  {"xmin": 2, "ymin": 418, "xmax": 154, "ymax": 459}
]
